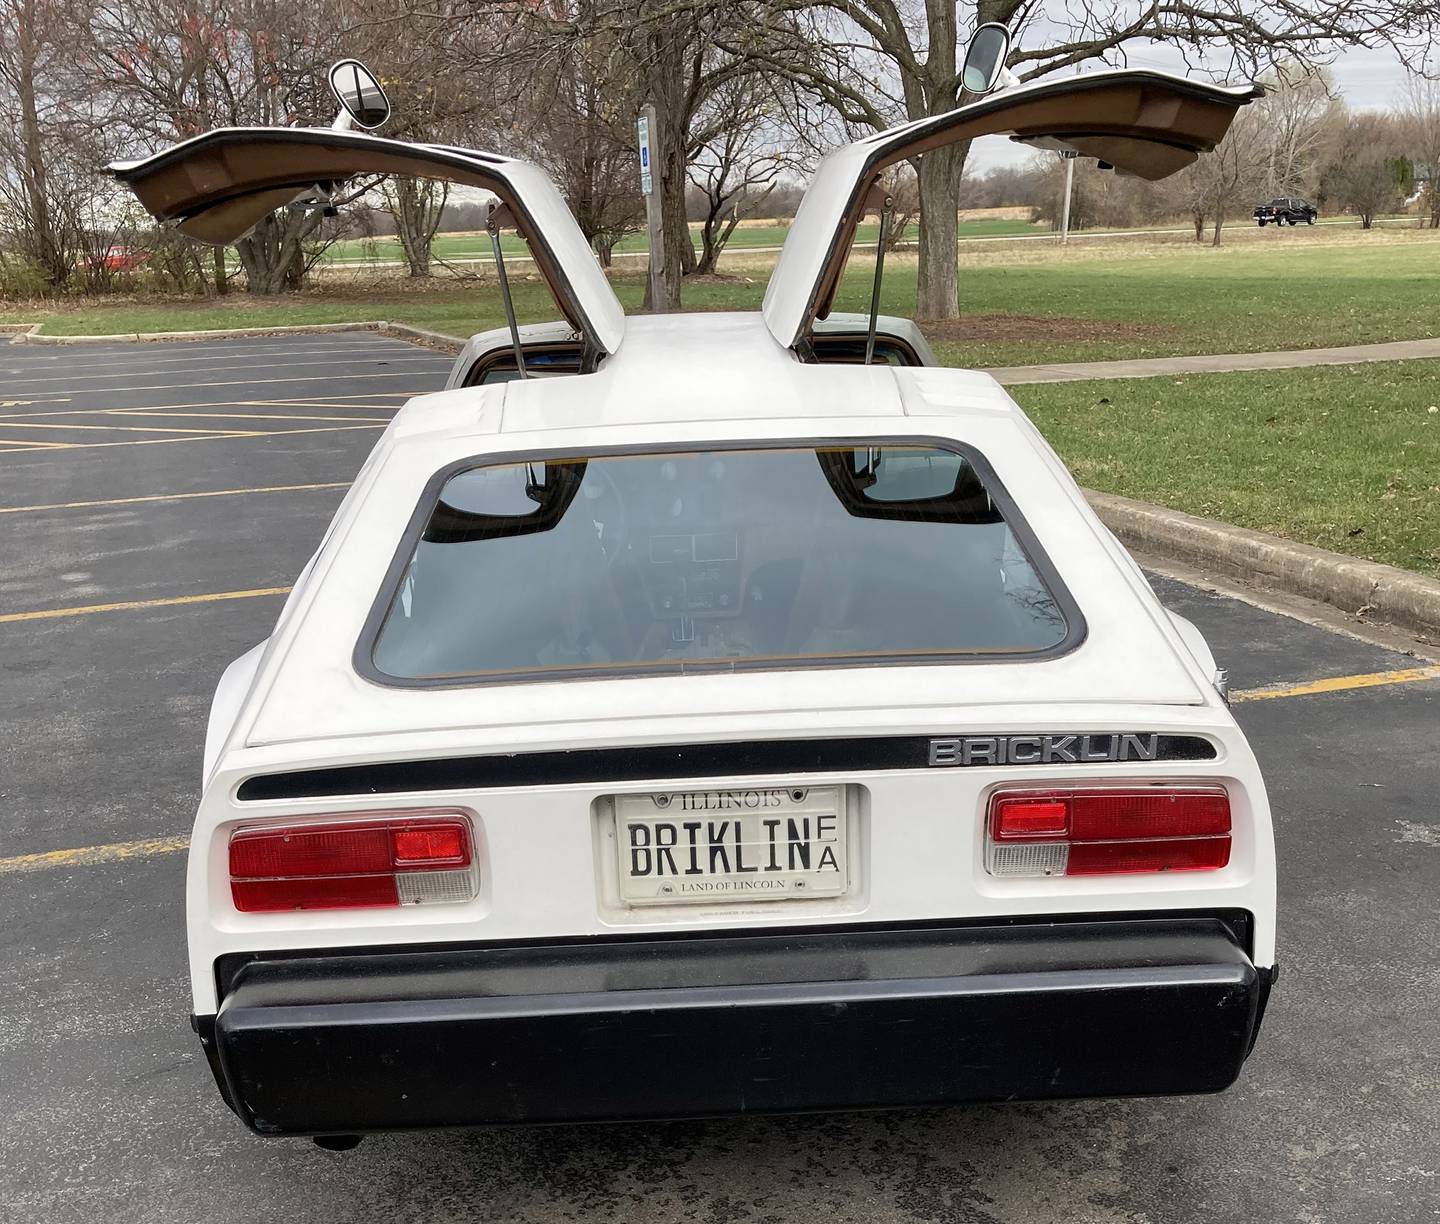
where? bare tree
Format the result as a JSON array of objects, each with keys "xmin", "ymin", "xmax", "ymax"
[
  {"xmin": 1320, "ymin": 111, "xmax": 1407, "ymax": 228},
  {"xmin": 1398, "ymin": 73, "xmax": 1440, "ymax": 228},
  {"xmin": 0, "ymin": 0, "xmax": 110, "ymax": 289},
  {"xmin": 448, "ymin": 0, "xmax": 774, "ymax": 308},
  {"xmin": 737, "ymin": 0, "xmax": 1438, "ymax": 319},
  {"xmin": 688, "ymin": 76, "xmax": 787, "ymax": 273},
  {"xmin": 90, "ymin": 0, "xmax": 349, "ymax": 293},
  {"xmin": 382, "ymin": 177, "xmax": 449, "ymax": 276},
  {"xmin": 525, "ymin": 22, "xmax": 647, "ymax": 267},
  {"xmin": 1257, "ymin": 67, "xmax": 1342, "ymax": 198}
]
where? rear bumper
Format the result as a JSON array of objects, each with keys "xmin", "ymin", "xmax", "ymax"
[{"xmin": 199, "ymin": 916, "xmax": 1273, "ymax": 1135}]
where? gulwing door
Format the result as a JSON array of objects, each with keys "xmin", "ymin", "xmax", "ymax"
[
  {"xmin": 762, "ymin": 70, "xmax": 1262, "ymax": 352},
  {"xmin": 108, "ymin": 128, "xmax": 626, "ymax": 358}
]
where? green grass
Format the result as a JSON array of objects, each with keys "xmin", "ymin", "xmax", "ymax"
[
  {"xmin": 320, "ymin": 212, "xmax": 1406, "ymax": 264},
  {"xmin": 3, "ymin": 237, "xmax": 1436, "ymax": 575},
  {"xmin": 5, "ymin": 229, "xmax": 1437, "ymax": 372},
  {"xmin": 1014, "ymin": 360, "xmax": 1440, "ymax": 576},
  {"xmin": 321, "ymin": 218, "xmax": 1043, "ymax": 264}
]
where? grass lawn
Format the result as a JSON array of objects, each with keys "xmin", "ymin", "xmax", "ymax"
[
  {"xmin": 1013, "ymin": 360, "xmax": 1440, "ymax": 577},
  {"xmin": 321, "ymin": 217, "xmax": 1042, "ymax": 263},
  {"xmin": 4, "ymin": 227, "xmax": 1437, "ymax": 370}
]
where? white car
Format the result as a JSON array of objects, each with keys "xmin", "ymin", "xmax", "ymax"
[{"xmin": 111, "ymin": 62, "xmax": 1275, "ymax": 1145}]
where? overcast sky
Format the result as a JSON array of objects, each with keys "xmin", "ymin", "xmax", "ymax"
[{"xmin": 967, "ymin": 42, "xmax": 1418, "ymax": 174}]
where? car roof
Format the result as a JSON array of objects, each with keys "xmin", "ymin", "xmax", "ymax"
[{"xmin": 399, "ymin": 313, "xmax": 1015, "ymax": 443}]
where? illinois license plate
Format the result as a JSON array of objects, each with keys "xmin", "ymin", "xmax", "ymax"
[{"xmin": 614, "ymin": 785, "xmax": 847, "ymax": 905}]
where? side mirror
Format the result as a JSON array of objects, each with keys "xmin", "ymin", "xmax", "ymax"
[
  {"xmin": 328, "ymin": 59, "xmax": 391, "ymax": 130},
  {"xmin": 961, "ymin": 23, "xmax": 1014, "ymax": 96}
]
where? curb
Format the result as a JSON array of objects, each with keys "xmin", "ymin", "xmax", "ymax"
[
  {"xmin": 6, "ymin": 318, "xmax": 471, "ymax": 353},
  {"xmin": 11, "ymin": 320, "xmax": 385, "ymax": 345},
  {"xmin": 378, "ymin": 322, "xmax": 466, "ymax": 353},
  {"xmin": 1088, "ymin": 490, "xmax": 1440, "ymax": 641}
]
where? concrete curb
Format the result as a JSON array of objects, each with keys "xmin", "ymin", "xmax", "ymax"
[
  {"xmin": 11, "ymin": 320, "xmax": 385, "ymax": 345},
  {"xmin": 1088, "ymin": 489, "xmax": 1440, "ymax": 641},
  {"xmin": 378, "ymin": 322, "xmax": 467, "ymax": 353},
  {"xmin": 5, "ymin": 318, "xmax": 471, "ymax": 353}
]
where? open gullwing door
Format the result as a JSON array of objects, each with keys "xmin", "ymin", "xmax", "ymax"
[
  {"xmin": 107, "ymin": 128, "xmax": 626, "ymax": 358},
  {"xmin": 762, "ymin": 69, "xmax": 1263, "ymax": 353}
]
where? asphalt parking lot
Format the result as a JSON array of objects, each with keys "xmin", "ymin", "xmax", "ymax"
[{"xmin": 1, "ymin": 334, "xmax": 1436, "ymax": 1224}]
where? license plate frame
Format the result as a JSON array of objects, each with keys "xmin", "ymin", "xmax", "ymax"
[{"xmin": 613, "ymin": 785, "xmax": 847, "ymax": 906}]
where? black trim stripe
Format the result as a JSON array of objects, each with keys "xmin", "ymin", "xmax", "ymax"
[{"xmin": 236, "ymin": 734, "xmax": 1217, "ymax": 801}]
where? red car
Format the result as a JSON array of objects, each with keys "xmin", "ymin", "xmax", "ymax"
[{"xmin": 84, "ymin": 244, "xmax": 150, "ymax": 272}]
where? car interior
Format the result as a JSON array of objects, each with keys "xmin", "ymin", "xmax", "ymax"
[{"xmin": 369, "ymin": 445, "xmax": 1070, "ymax": 683}]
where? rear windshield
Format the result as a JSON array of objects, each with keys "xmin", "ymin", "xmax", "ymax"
[{"xmin": 364, "ymin": 443, "xmax": 1079, "ymax": 684}]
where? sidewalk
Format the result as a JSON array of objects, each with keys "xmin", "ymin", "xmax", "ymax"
[{"xmin": 986, "ymin": 336, "xmax": 1440, "ymax": 385}]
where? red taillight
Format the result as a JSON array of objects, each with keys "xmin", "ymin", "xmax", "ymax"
[
  {"xmin": 987, "ymin": 787, "xmax": 1231, "ymax": 877},
  {"xmin": 229, "ymin": 813, "xmax": 476, "ymax": 913},
  {"xmin": 992, "ymin": 798, "xmax": 1070, "ymax": 840}
]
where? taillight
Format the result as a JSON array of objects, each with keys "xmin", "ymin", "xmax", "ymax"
[
  {"xmin": 986, "ymin": 787, "xmax": 1230, "ymax": 877},
  {"xmin": 229, "ymin": 812, "xmax": 477, "ymax": 912}
]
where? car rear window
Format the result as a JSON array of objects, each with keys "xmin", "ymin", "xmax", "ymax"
[{"xmin": 363, "ymin": 442, "xmax": 1081, "ymax": 684}]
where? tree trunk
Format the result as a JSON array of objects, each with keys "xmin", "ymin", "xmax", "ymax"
[
  {"xmin": 915, "ymin": 143, "xmax": 966, "ymax": 319},
  {"xmin": 15, "ymin": 6, "xmax": 66, "ymax": 288},
  {"xmin": 1360, "ymin": 212, "xmax": 1374, "ymax": 230},
  {"xmin": 658, "ymin": 123, "xmax": 690, "ymax": 304},
  {"xmin": 212, "ymin": 246, "xmax": 228, "ymax": 295},
  {"xmin": 387, "ymin": 177, "xmax": 447, "ymax": 278},
  {"xmin": 1212, "ymin": 205, "xmax": 1227, "ymax": 246},
  {"xmin": 693, "ymin": 200, "xmax": 740, "ymax": 276},
  {"xmin": 1193, "ymin": 213, "xmax": 1206, "ymax": 242},
  {"xmin": 235, "ymin": 211, "xmax": 313, "ymax": 294}
]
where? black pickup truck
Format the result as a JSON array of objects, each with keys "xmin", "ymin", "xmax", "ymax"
[{"xmin": 1254, "ymin": 197, "xmax": 1317, "ymax": 226}]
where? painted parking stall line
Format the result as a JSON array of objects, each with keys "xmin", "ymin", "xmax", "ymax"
[
  {"xmin": 0, "ymin": 835, "xmax": 190, "ymax": 875},
  {"xmin": 4, "ymin": 658, "xmax": 1437, "ymax": 878},
  {"xmin": 1230, "ymin": 664, "xmax": 1440, "ymax": 702},
  {"xmin": 0, "ymin": 422, "xmax": 385, "ymax": 456},
  {"xmin": 0, "ymin": 586, "xmax": 292, "ymax": 624},
  {"xmin": 0, "ymin": 481, "xmax": 350, "ymax": 517},
  {"xmin": 0, "ymin": 353, "xmax": 446, "ymax": 388}
]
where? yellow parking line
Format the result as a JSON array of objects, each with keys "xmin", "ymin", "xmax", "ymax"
[
  {"xmin": 1230, "ymin": 664, "xmax": 1440, "ymax": 703},
  {"xmin": 4, "ymin": 663, "xmax": 1434, "ymax": 879},
  {"xmin": 0, "ymin": 355, "xmax": 442, "ymax": 387},
  {"xmin": 32, "ymin": 370, "xmax": 430, "ymax": 395},
  {"xmin": 240, "ymin": 401, "xmax": 406, "ymax": 412},
  {"xmin": 106, "ymin": 410, "xmax": 391, "ymax": 424},
  {"xmin": 0, "ymin": 419, "xmax": 259, "ymax": 435},
  {"xmin": 0, "ymin": 835, "xmax": 189, "ymax": 875},
  {"xmin": 0, "ymin": 396, "xmax": 404, "ymax": 421},
  {"xmin": 267, "ymin": 392, "xmax": 419, "ymax": 403},
  {"xmin": 0, "ymin": 586, "xmax": 291, "ymax": 624},
  {"xmin": 0, "ymin": 481, "xmax": 349, "ymax": 516},
  {"xmin": 0, "ymin": 402, "xmax": 241, "ymax": 420},
  {"xmin": 0, "ymin": 422, "xmax": 382, "ymax": 455}
]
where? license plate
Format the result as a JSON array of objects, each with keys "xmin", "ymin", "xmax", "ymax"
[{"xmin": 614, "ymin": 785, "xmax": 846, "ymax": 905}]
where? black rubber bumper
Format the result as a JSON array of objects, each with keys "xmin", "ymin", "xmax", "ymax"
[{"xmin": 202, "ymin": 917, "xmax": 1271, "ymax": 1134}]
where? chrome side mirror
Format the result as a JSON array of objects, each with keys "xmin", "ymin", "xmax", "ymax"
[
  {"xmin": 961, "ymin": 23, "xmax": 1017, "ymax": 96},
  {"xmin": 328, "ymin": 59, "xmax": 391, "ymax": 130}
]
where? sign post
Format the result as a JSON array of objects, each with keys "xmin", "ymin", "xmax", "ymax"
[{"xmin": 638, "ymin": 104, "xmax": 667, "ymax": 312}]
